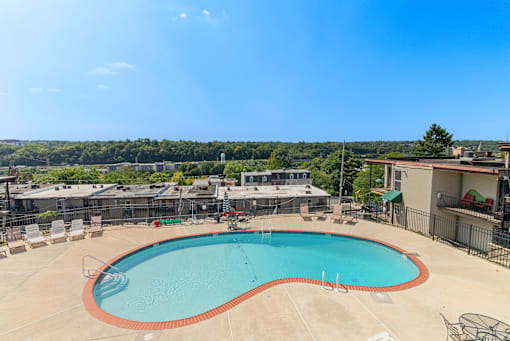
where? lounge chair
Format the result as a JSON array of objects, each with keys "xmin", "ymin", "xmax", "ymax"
[
  {"xmin": 69, "ymin": 219, "xmax": 85, "ymax": 240},
  {"xmin": 331, "ymin": 204, "xmax": 343, "ymax": 223},
  {"xmin": 89, "ymin": 216, "xmax": 103, "ymax": 237},
  {"xmin": 25, "ymin": 224, "xmax": 47, "ymax": 248},
  {"xmin": 300, "ymin": 203, "xmax": 313, "ymax": 221},
  {"xmin": 440, "ymin": 313, "xmax": 477, "ymax": 341},
  {"xmin": 6, "ymin": 227, "xmax": 26, "ymax": 254},
  {"xmin": 50, "ymin": 220, "xmax": 67, "ymax": 243}
]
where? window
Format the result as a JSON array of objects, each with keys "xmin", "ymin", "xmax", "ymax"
[
  {"xmin": 394, "ymin": 170, "xmax": 402, "ymax": 191},
  {"xmin": 290, "ymin": 174, "xmax": 294, "ymax": 180},
  {"xmin": 56, "ymin": 199, "xmax": 64, "ymax": 211},
  {"xmin": 262, "ymin": 176, "xmax": 267, "ymax": 183},
  {"xmin": 249, "ymin": 176, "xmax": 254, "ymax": 183}
]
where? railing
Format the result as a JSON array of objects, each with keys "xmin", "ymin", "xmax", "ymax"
[
  {"xmin": 82, "ymin": 254, "xmax": 124, "ymax": 279},
  {"xmin": 392, "ymin": 203, "xmax": 510, "ymax": 269},
  {"xmin": 437, "ymin": 193, "xmax": 500, "ymax": 222}
]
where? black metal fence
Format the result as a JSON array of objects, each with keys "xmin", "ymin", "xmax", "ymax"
[{"xmin": 392, "ymin": 204, "xmax": 510, "ymax": 268}]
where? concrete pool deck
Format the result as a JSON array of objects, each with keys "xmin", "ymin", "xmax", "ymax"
[{"xmin": 0, "ymin": 215, "xmax": 509, "ymax": 340}]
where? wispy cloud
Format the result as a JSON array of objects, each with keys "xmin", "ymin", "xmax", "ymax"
[
  {"xmin": 180, "ymin": 12, "xmax": 187, "ymax": 19},
  {"xmin": 29, "ymin": 87, "xmax": 42, "ymax": 93},
  {"xmin": 96, "ymin": 84, "xmax": 109, "ymax": 89},
  {"xmin": 107, "ymin": 62, "xmax": 136, "ymax": 69},
  {"xmin": 89, "ymin": 67, "xmax": 115, "ymax": 75},
  {"xmin": 201, "ymin": 9, "xmax": 210, "ymax": 17},
  {"xmin": 47, "ymin": 88, "xmax": 61, "ymax": 93}
]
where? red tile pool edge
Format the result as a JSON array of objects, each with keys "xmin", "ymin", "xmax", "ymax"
[{"xmin": 82, "ymin": 229, "xmax": 429, "ymax": 330}]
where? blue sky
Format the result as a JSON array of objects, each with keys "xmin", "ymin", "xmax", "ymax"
[{"xmin": 1, "ymin": 0, "xmax": 509, "ymax": 142}]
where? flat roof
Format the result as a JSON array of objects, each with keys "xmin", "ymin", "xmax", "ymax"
[
  {"xmin": 0, "ymin": 183, "xmax": 55, "ymax": 196},
  {"xmin": 365, "ymin": 158, "xmax": 502, "ymax": 175},
  {"xmin": 218, "ymin": 184, "xmax": 329, "ymax": 200},
  {"xmin": 156, "ymin": 185, "xmax": 217, "ymax": 200},
  {"xmin": 15, "ymin": 184, "xmax": 117, "ymax": 199},
  {"xmin": 89, "ymin": 183, "xmax": 174, "ymax": 199}
]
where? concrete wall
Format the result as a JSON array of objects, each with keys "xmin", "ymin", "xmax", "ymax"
[
  {"xmin": 430, "ymin": 170, "xmax": 462, "ymax": 220},
  {"xmin": 461, "ymin": 173, "xmax": 499, "ymax": 210},
  {"xmin": 397, "ymin": 165, "xmax": 433, "ymax": 213}
]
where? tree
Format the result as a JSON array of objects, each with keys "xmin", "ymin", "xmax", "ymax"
[
  {"xmin": 415, "ymin": 124, "xmax": 453, "ymax": 156},
  {"xmin": 223, "ymin": 161, "xmax": 248, "ymax": 183},
  {"xmin": 267, "ymin": 149, "xmax": 293, "ymax": 170},
  {"xmin": 171, "ymin": 171, "xmax": 187, "ymax": 185}
]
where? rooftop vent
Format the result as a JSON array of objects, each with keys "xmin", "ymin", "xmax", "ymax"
[
  {"xmin": 54, "ymin": 187, "xmax": 60, "ymax": 191},
  {"xmin": 305, "ymin": 190, "xmax": 312, "ymax": 194}
]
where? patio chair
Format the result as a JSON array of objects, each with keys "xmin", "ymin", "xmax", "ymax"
[
  {"xmin": 69, "ymin": 219, "xmax": 85, "ymax": 240},
  {"xmin": 89, "ymin": 216, "xmax": 103, "ymax": 237},
  {"xmin": 461, "ymin": 195, "xmax": 475, "ymax": 207},
  {"xmin": 331, "ymin": 204, "xmax": 342, "ymax": 223},
  {"xmin": 440, "ymin": 313, "xmax": 477, "ymax": 341},
  {"xmin": 25, "ymin": 224, "xmax": 47, "ymax": 248},
  {"xmin": 300, "ymin": 203, "xmax": 313, "ymax": 221},
  {"xmin": 50, "ymin": 220, "xmax": 67, "ymax": 243},
  {"xmin": 475, "ymin": 198, "xmax": 494, "ymax": 212},
  {"xmin": 6, "ymin": 226, "xmax": 26, "ymax": 254}
]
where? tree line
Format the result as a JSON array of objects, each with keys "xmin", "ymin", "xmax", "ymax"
[{"xmin": 0, "ymin": 138, "xmax": 500, "ymax": 167}]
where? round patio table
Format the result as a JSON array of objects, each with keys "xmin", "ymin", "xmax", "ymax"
[{"xmin": 459, "ymin": 314, "xmax": 510, "ymax": 340}]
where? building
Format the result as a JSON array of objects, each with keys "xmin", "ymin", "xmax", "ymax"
[
  {"xmin": 88, "ymin": 183, "xmax": 174, "ymax": 207},
  {"xmin": 366, "ymin": 145, "xmax": 510, "ymax": 233},
  {"xmin": 217, "ymin": 184, "xmax": 330, "ymax": 215},
  {"xmin": 14, "ymin": 184, "xmax": 116, "ymax": 213},
  {"xmin": 241, "ymin": 169, "xmax": 312, "ymax": 186}
]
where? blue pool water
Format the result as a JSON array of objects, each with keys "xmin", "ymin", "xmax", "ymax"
[{"xmin": 94, "ymin": 232, "xmax": 419, "ymax": 322}]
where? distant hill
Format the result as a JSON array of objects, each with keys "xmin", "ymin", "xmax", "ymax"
[{"xmin": 0, "ymin": 139, "xmax": 502, "ymax": 167}]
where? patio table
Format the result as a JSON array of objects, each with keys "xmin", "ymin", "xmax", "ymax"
[{"xmin": 459, "ymin": 313, "xmax": 510, "ymax": 340}]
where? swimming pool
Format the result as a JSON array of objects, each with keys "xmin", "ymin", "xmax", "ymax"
[{"xmin": 83, "ymin": 231, "xmax": 428, "ymax": 329}]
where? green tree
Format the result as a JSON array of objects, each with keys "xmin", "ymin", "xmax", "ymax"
[
  {"xmin": 267, "ymin": 149, "xmax": 293, "ymax": 170},
  {"xmin": 223, "ymin": 161, "xmax": 248, "ymax": 183},
  {"xmin": 150, "ymin": 172, "xmax": 172, "ymax": 183},
  {"xmin": 415, "ymin": 124, "xmax": 453, "ymax": 156},
  {"xmin": 171, "ymin": 171, "xmax": 187, "ymax": 185}
]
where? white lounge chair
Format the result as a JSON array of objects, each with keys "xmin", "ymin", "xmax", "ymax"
[
  {"xmin": 25, "ymin": 224, "xmax": 47, "ymax": 247},
  {"xmin": 69, "ymin": 219, "xmax": 85, "ymax": 240},
  {"xmin": 50, "ymin": 220, "xmax": 67, "ymax": 243}
]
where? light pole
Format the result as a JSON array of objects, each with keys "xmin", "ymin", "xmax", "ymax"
[{"xmin": 339, "ymin": 141, "xmax": 345, "ymax": 212}]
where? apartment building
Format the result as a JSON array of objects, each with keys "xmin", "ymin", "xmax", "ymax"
[
  {"xmin": 366, "ymin": 145, "xmax": 510, "ymax": 231},
  {"xmin": 241, "ymin": 169, "xmax": 312, "ymax": 186}
]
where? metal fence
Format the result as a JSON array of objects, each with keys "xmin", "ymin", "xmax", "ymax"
[
  {"xmin": 392, "ymin": 204, "xmax": 510, "ymax": 268},
  {"xmin": 2, "ymin": 198, "xmax": 510, "ymax": 269}
]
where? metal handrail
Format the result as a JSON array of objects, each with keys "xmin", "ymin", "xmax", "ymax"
[{"xmin": 82, "ymin": 254, "xmax": 124, "ymax": 279}]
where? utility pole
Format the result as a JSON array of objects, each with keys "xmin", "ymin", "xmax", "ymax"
[{"xmin": 339, "ymin": 141, "xmax": 345, "ymax": 211}]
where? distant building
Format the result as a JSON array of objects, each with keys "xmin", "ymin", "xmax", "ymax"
[{"xmin": 241, "ymin": 169, "xmax": 312, "ymax": 186}]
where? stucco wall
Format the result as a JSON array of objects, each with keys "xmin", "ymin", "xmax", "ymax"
[
  {"xmin": 430, "ymin": 170, "xmax": 462, "ymax": 220},
  {"xmin": 461, "ymin": 173, "xmax": 498, "ymax": 209},
  {"xmin": 397, "ymin": 165, "xmax": 433, "ymax": 213}
]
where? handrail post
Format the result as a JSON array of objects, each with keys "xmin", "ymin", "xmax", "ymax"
[
  {"xmin": 321, "ymin": 270, "xmax": 325, "ymax": 289},
  {"xmin": 432, "ymin": 214, "xmax": 436, "ymax": 240},
  {"xmin": 468, "ymin": 224, "xmax": 473, "ymax": 255},
  {"xmin": 336, "ymin": 273, "xmax": 339, "ymax": 292}
]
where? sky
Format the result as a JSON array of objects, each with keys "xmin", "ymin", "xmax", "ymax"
[{"xmin": 1, "ymin": 0, "xmax": 509, "ymax": 142}]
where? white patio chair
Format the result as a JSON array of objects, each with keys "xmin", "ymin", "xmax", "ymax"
[
  {"xmin": 69, "ymin": 219, "xmax": 85, "ymax": 240},
  {"xmin": 50, "ymin": 220, "xmax": 67, "ymax": 243},
  {"xmin": 25, "ymin": 224, "xmax": 47, "ymax": 247}
]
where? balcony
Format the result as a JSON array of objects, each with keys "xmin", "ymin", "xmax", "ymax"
[{"xmin": 437, "ymin": 192, "xmax": 501, "ymax": 224}]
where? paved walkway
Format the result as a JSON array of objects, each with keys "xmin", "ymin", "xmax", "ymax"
[{"xmin": 0, "ymin": 215, "xmax": 509, "ymax": 340}]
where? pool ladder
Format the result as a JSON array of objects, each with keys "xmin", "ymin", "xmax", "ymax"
[
  {"xmin": 321, "ymin": 270, "xmax": 342, "ymax": 292},
  {"xmin": 261, "ymin": 220, "xmax": 272, "ymax": 239},
  {"xmin": 82, "ymin": 255, "xmax": 128, "ymax": 296}
]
